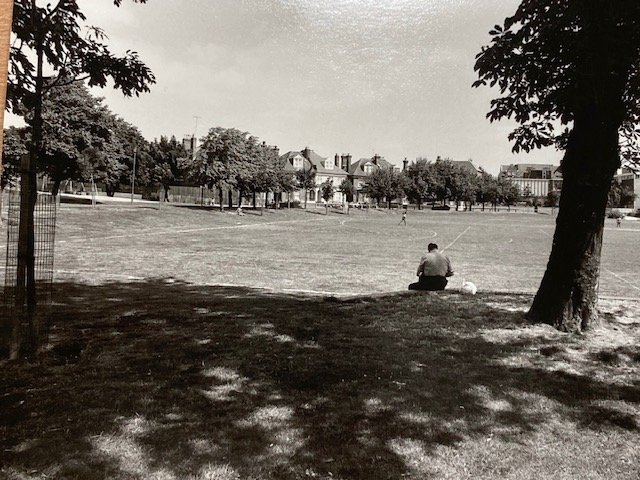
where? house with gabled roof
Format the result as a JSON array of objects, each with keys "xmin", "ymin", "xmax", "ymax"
[
  {"xmin": 279, "ymin": 148, "xmax": 407, "ymax": 205},
  {"xmin": 280, "ymin": 147, "xmax": 349, "ymax": 203},
  {"xmin": 347, "ymin": 154, "xmax": 400, "ymax": 202}
]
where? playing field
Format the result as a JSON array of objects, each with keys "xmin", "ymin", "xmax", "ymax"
[
  {"xmin": 3, "ymin": 203, "xmax": 637, "ymax": 299},
  {"xmin": 3, "ymin": 202, "xmax": 640, "ymax": 480}
]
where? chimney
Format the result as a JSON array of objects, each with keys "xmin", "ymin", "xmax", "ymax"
[
  {"xmin": 335, "ymin": 153, "xmax": 339, "ymax": 167},
  {"xmin": 403, "ymin": 157, "xmax": 408, "ymax": 171},
  {"xmin": 302, "ymin": 147, "xmax": 311, "ymax": 160},
  {"xmin": 346, "ymin": 154, "xmax": 352, "ymax": 172},
  {"xmin": 372, "ymin": 154, "xmax": 380, "ymax": 165}
]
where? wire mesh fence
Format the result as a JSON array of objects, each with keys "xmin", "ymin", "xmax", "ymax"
[{"xmin": 1, "ymin": 188, "xmax": 57, "ymax": 354}]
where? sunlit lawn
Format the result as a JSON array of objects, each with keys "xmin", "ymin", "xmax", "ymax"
[
  {"xmin": 39, "ymin": 203, "xmax": 640, "ymax": 298},
  {"xmin": 1, "ymin": 204, "xmax": 639, "ymax": 479}
]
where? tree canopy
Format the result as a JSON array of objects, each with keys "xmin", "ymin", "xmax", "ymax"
[
  {"xmin": 9, "ymin": 0, "xmax": 154, "ymax": 117},
  {"xmin": 473, "ymin": 0, "xmax": 640, "ymax": 166},
  {"xmin": 362, "ymin": 167, "xmax": 405, "ymax": 208}
]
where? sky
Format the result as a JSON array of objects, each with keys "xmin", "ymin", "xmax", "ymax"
[{"xmin": 6, "ymin": 0, "xmax": 563, "ymax": 174}]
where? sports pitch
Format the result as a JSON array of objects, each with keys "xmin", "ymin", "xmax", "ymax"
[
  {"xmin": 9, "ymin": 203, "xmax": 638, "ymax": 300},
  {"xmin": 2, "ymin": 203, "xmax": 640, "ymax": 480}
]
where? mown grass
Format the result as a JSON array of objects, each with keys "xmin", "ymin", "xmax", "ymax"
[
  {"xmin": 29, "ymin": 204, "xmax": 640, "ymax": 298},
  {"xmin": 1, "ymin": 204, "xmax": 639, "ymax": 479},
  {"xmin": 1, "ymin": 281, "xmax": 639, "ymax": 479}
]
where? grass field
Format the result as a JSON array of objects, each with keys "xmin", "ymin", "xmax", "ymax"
[
  {"xmin": 1, "ymin": 204, "xmax": 640, "ymax": 479},
  {"xmin": 25, "ymin": 203, "xmax": 640, "ymax": 298}
]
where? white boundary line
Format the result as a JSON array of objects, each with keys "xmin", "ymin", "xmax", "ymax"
[
  {"xmin": 537, "ymin": 227, "xmax": 640, "ymax": 292},
  {"xmin": 441, "ymin": 226, "xmax": 470, "ymax": 252},
  {"xmin": 601, "ymin": 267, "xmax": 640, "ymax": 292}
]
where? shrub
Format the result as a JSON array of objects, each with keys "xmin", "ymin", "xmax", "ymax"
[{"xmin": 607, "ymin": 209, "xmax": 625, "ymax": 219}]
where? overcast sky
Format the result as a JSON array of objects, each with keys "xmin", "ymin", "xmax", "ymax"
[{"xmin": 7, "ymin": 0, "xmax": 563, "ymax": 174}]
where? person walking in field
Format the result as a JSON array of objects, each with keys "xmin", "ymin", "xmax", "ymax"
[
  {"xmin": 408, "ymin": 242, "xmax": 454, "ymax": 291},
  {"xmin": 399, "ymin": 210, "xmax": 407, "ymax": 226}
]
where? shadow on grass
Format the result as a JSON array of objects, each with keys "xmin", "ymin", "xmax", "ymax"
[
  {"xmin": 1, "ymin": 281, "xmax": 639, "ymax": 479},
  {"xmin": 305, "ymin": 209, "xmax": 329, "ymax": 216}
]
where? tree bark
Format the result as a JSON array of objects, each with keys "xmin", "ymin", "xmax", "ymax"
[{"xmin": 527, "ymin": 114, "xmax": 620, "ymax": 332}]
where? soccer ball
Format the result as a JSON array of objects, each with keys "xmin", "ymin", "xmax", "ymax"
[{"xmin": 461, "ymin": 279, "xmax": 477, "ymax": 295}]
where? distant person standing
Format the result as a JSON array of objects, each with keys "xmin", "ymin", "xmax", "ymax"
[
  {"xmin": 616, "ymin": 217, "xmax": 622, "ymax": 228},
  {"xmin": 399, "ymin": 210, "xmax": 407, "ymax": 226},
  {"xmin": 408, "ymin": 242, "xmax": 454, "ymax": 291}
]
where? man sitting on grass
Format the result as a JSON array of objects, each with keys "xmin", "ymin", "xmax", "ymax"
[{"xmin": 408, "ymin": 242, "xmax": 454, "ymax": 291}]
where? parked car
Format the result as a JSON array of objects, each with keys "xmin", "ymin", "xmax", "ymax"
[{"xmin": 431, "ymin": 204, "xmax": 451, "ymax": 211}]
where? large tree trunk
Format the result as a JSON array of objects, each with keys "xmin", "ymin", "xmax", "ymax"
[{"xmin": 527, "ymin": 113, "xmax": 620, "ymax": 332}]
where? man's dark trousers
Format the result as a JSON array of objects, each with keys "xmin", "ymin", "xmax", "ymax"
[{"xmin": 408, "ymin": 275, "xmax": 448, "ymax": 291}]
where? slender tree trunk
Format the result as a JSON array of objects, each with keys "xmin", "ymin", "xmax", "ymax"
[
  {"xmin": 304, "ymin": 190, "xmax": 307, "ymax": 209},
  {"xmin": 14, "ymin": 22, "xmax": 43, "ymax": 358},
  {"xmin": 218, "ymin": 187, "xmax": 224, "ymax": 212},
  {"xmin": 51, "ymin": 178, "xmax": 62, "ymax": 198},
  {"xmin": 527, "ymin": 113, "xmax": 621, "ymax": 332}
]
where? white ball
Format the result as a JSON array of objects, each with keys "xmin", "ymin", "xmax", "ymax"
[{"xmin": 461, "ymin": 281, "xmax": 477, "ymax": 295}]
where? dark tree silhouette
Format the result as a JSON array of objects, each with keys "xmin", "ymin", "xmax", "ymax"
[{"xmin": 475, "ymin": 1, "xmax": 640, "ymax": 332}]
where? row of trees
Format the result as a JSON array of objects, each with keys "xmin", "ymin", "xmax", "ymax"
[
  {"xmin": 366, "ymin": 158, "xmax": 523, "ymax": 210},
  {"xmin": 2, "ymin": 82, "xmax": 152, "ymax": 198},
  {"xmin": 4, "ymin": 82, "xmax": 537, "ymax": 211},
  {"xmin": 0, "ymin": 82, "xmax": 326, "ymax": 211}
]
